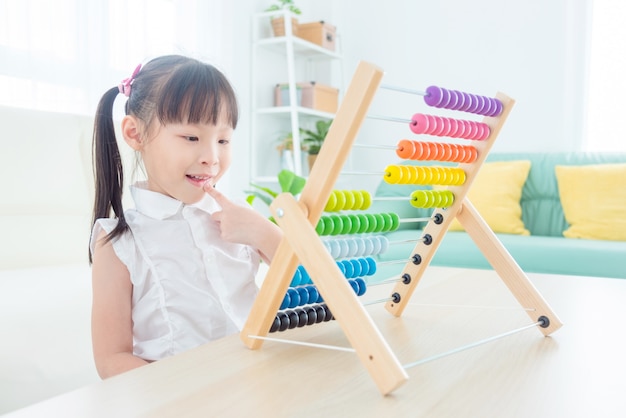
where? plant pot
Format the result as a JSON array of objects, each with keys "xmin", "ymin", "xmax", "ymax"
[
  {"xmin": 271, "ymin": 17, "xmax": 299, "ymax": 37},
  {"xmin": 307, "ymin": 153, "xmax": 318, "ymax": 171}
]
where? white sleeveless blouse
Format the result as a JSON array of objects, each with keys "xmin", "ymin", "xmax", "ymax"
[{"xmin": 90, "ymin": 182, "xmax": 260, "ymax": 361}]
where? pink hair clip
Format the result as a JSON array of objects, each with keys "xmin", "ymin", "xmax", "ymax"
[{"xmin": 118, "ymin": 63, "xmax": 142, "ymax": 97}]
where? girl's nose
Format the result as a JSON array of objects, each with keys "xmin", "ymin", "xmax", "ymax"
[{"xmin": 200, "ymin": 143, "xmax": 219, "ymax": 165}]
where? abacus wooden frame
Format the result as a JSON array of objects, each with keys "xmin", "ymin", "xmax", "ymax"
[{"xmin": 240, "ymin": 60, "xmax": 562, "ymax": 396}]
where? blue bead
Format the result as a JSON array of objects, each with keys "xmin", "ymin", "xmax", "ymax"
[
  {"xmin": 306, "ymin": 286, "xmax": 319, "ymax": 305},
  {"xmin": 290, "ymin": 268, "xmax": 302, "ymax": 286},
  {"xmin": 287, "ymin": 288, "xmax": 301, "ymax": 308},
  {"xmin": 296, "ymin": 287, "xmax": 309, "ymax": 306},
  {"xmin": 365, "ymin": 257, "xmax": 377, "ymax": 275},
  {"xmin": 358, "ymin": 257, "xmax": 370, "ymax": 276},
  {"xmin": 349, "ymin": 279, "xmax": 359, "ymax": 294},
  {"xmin": 342, "ymin": 260, "xmax": 354, "ymax": 278},
  {"xmin": 355, "ymin": 277, "xmax": 367, "ymax": 296},
  {"xmin": 280, "ymin": 292, "xmax": 291, "ymax": 310},
  {"xmin": 350, "ymin": 259, "xmax": 362, "ymax": 277}
]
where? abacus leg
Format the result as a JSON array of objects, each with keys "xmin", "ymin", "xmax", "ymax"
[
  {"xmin": 271, "ymin": 193, "xmax": 409, "ymax": 395},
  {"xmin": 456, "ymin": 198, "xmax": 563, "ymax": 336}
]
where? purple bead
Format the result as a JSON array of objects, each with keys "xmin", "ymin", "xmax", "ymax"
[
  {"xmin": 467, "ymin": 94, "xmax": 480, "ymax": 113},
  {"xmin": 460, "ymin": 92, "xmax": 473, "ymax": 112},
  {"xmin": 453, "ymin": 90, "xmax": 465, "ymax": 110},
  {"xmin": 474, "ymin": 95, "xmax": 486, "ymax": 114},
  {"xmin": 491, "ymin": 99, "xmax": 503, "ymax": 117},
  {"xmin": 444, "ymin": 89, "xmax": 459, "ymax": 110},
  {"xmin": 438, "ymin": 88, "xmax": 451, "ymax": 108},
  {"xmin": 424, "ymin": 85, "xmax": 443, "ymax": 107}
]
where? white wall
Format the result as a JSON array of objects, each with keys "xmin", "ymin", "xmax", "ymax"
[{"xmin": 227, "ymin": 0, "xmax": 592, "ymax": 194}]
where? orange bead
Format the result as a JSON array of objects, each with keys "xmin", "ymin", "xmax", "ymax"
[{"xmin": 396, "ymin": 139, "xmax": 416, "ymax": 160}]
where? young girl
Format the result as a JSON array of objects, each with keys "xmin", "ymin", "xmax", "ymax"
[{"xmin": 89, "ymin": 55, "xmax": 282, "ymax": 379}]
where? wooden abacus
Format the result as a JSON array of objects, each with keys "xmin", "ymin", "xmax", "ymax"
[{"xmin": 240, "ymin": 61, "xmax": 562, "ymax": 395}]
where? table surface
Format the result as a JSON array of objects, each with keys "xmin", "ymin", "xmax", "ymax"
[{"xmin": 6, "ymin": 267, "xmax": 626, "ymax": 418}]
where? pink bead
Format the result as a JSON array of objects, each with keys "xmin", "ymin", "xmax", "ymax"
[
  {"xmin": 426, "ymin": 114, "xmax": 439, "ymax": 135},
  {"xmin": 447, "ymin": 118, "xmax": 460, "ymax": 137},
  {"xmin": 467, "ymin": 121, "xmax": 479, "ymax": 140},
  {"xmin": 478, "ymin": 123, "xmax": 490, "ymax": 140},
  {"xmin": 439, "ymin": 117, "xmax": 452, "ymax": 137},
  {"xmin": 432, "ymin": 116, "xmax": 446, "ymax": 136},
  {"xmin": 410, "ymin": 113, "xmax": 429, "ymax": 134}
]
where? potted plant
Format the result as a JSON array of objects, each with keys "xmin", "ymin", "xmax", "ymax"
[
  {"xmin": 301, "ymin": 119, "xmax": 332, "ymax": 170},
  {"xmin": 246, "ymin": 169, "xmax": 306, "ymax": 223},
  {"xmin": 265, "ymin": 0, "xmax": 301, "ymax": 37}
]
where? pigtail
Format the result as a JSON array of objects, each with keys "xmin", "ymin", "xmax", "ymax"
[{"xmin": 89, "ymin": 87, "xmax": 129, "ymax": 263}]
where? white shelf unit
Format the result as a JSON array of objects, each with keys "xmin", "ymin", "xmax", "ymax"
[{"xmin": 250, "ymin": 10, "xmax": 343, "ymax": 183}]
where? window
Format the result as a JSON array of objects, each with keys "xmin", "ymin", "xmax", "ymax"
[
  {"xmin": 585, "ymin": 0, "xmax": 626, "ymax": 151},
  {"xmin": 0, "ymin": 0, "xmax": 231, "ymax": 116}
]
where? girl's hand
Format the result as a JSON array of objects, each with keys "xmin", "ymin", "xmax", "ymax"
[{"xmin": 204, "ymin": 184, "xmax": 282, "ymax": 263}]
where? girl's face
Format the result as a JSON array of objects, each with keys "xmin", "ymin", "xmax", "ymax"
[{"xmin": 138, "ymin": 117, "xmax": 233, "ymax": 204}]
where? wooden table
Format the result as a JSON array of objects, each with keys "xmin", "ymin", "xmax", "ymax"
[{"xmin": 6, "ymin": 267, "xmax": 626, "ymax": 417}]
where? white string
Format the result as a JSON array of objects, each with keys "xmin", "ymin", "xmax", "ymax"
[
  {"xmin": 407, "ymin": 303, "xmax": 535, "ymax": 312},
  {"xmin": 247, "ymin": 335, "xmax": 356, "ymax": 353},
  {"xmin": 402, "ymin": 321, "xmax": 542, "ymax": 370}
]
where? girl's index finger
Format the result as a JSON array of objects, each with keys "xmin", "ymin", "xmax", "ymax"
[{"xmin": 203, "ymin": 182, "xmax": 231, "ymax": 207}]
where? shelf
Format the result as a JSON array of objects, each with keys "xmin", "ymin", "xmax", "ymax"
[
  {"xmin": 256, "ymin": 106, "xmax": 335, "ymax": 119},
  {"xmin": 256, "ymin": 36, "xmax": 341, "ymax": 60}
]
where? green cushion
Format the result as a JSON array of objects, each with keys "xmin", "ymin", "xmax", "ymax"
[{"xmin": 374, "ymin": 229, "xmax": 626, "ymax": 280}]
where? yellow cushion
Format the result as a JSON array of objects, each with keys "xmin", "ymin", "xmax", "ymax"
[
  {"xmin": 448, "ymin": 160, "xmax": 531, "ymax": 235},
  {"xmin": 555, "ymin": 163, "xmax": 626, "ymax": 241}
]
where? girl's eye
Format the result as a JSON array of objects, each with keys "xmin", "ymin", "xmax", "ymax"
[
  {"xmin": 219, "ymin": 139, "xmax": 230, "ymax": 145},
  {"xmin": 185, "ymin": 136, "xmax": 199, "ymax": 142}
]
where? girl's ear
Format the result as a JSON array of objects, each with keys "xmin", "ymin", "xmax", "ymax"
[{"xmin": 121, "ymin": 115, "xmax": 143, "ymax": 151}]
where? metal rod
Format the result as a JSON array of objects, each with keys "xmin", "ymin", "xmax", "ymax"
[
  {"xmin": 402, "ymin": 321, "xmax": 542, "ymax": 369},
  {"xmin": 247, "ymin": 335, "xmax": 356, "ymax": 353},
  {"xmin": 380, "ymin": 84, "xmax": 427, "ymax": 96},
  {"xmin": 367, "ymin": 114, "xmax": 413, "ymax": 124}
]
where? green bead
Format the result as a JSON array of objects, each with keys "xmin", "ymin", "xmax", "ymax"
[
  {"xmin": 348, "ymin": 214, "xmax": 361, "ymax": 234},
  {"xmin": 389, "ymin": 212, "xmax": 400, "ymax": 231},
  {"xmin": 330, "ymin": 215, "xmax": 343, "ymax": 235},
  {"xmin": 340, "ymin": 215, "xmax": 352, "ymax": 235}
]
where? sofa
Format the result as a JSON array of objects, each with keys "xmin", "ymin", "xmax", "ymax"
[{"xmin": 370, "ymin": 152, "xmax": 626, "ymax": 280}]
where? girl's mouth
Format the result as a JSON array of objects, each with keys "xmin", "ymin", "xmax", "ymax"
[{"xmin": 186, "ymin": 175, "xmax": 210, "ymax": 187}]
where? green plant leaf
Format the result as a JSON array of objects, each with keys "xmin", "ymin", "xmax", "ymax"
[
  {"xmin": 248, "ymin": 183, "xmax": 279, "ymax": 198},
  {"xmin": 277, "ymin": 169, "xmax": 306, "ymax": 195},
  {"xmin": 244, "ymin": 189, "xmax": 274, "ymax": 207}
]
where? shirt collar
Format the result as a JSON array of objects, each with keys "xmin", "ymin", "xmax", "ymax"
[{"xmin": 130, "ymin": 181, "xmax": 221, "ymax": 220}]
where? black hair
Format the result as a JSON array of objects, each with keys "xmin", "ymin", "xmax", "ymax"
[{"xmin": 89, "ymin": 55, "xmax": 238, "ymax": 263}]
